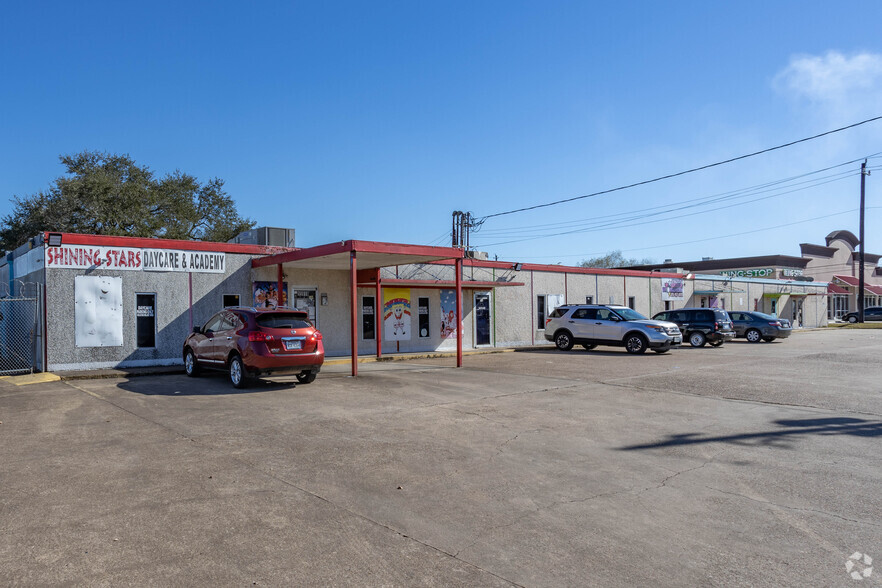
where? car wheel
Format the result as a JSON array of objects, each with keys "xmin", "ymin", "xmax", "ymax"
[
  {"xmin": 624, "ymin": 334, "xmax": 647, "ymax": 354},
  {"xmin": 848, "ymin": 315, "xmax": 858, "ymax": 323},
  {"xmin": 555, "ymin": 331, "xmax": 574, "ymax": 351},
  {"xmin": 296, "ymin": 371, "xmax": 317, "ymax": 384},
  {"xmin": 762, "ymin": 337, "xmax": 776, "ymax": 342},
  {"xmin": 184, "ymin": 349, "xmax": 200, "ymax": 377},
  {"xmin": 582, "ymin": 344, "xmax": 597, "ymax": 351},
  {"xmin": 709, "ymin": 340, "xmax": 724, "ymax": 347},
  {"xmin": 745, "ymin": 329, "xmax": 762, "ymax": 343},
  {"xmin": 229, "ymin": 354, "xmax": 248, "ymax": 389},
  {"xmin": 688, "ymin": 332, "xmax": 706, "ymax": 347}
]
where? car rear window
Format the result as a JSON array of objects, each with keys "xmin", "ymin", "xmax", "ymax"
[
  {"xmin": 712, "ymin": 310, "xmax": 730, "ymax": 321},
  {"xmin": 548, "ymin": 307, "xmax": 568, "ymax": 319},
  {"xmin": 256, "ymin": 313, "xmax": 312, "ymax": 329}
]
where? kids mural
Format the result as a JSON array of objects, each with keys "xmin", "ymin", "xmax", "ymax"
[
  {"xmin": 383, "ymin": 288, "xmax": 411, "ymax": 341},
  {"xmin": 440, "ymin": 289, "xmax": 457, "ymax": 339}
]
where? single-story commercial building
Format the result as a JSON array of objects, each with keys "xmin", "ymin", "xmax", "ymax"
[
  {"xmin": 0, "ymin": 230, "xmax": 828, "ymax": 376},
  {"xmin": 626, "ymin": 229, "xmax": 876, "ymax": 322}
]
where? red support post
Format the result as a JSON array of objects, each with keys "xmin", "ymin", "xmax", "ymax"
[
  {"xmin": 376, "ymin": 274, "xmax": 382, "ymax": 359},
  {"xmin": 456, "ymin": 257, "xmax": 463, "ymax": 367},
  {"xmin": 277, "ymin": 264, "xmax": 284, "ymax": 308},
  {"xmin": 350, "ymin": 251, "xmax": 358, "ymax": 377}
]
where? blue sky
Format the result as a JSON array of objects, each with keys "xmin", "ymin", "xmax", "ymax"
[{"xmin": 2, "ymin": 1, "xmax": 881, "ymax": 265}]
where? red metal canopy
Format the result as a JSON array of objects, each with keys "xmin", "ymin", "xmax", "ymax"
[{"xmin": 253, "ymin": 240, "xmax": 466, "ymax": 377}]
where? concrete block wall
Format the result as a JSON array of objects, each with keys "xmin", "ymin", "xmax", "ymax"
[{"xmin": 47, "ymin": 253, "xmax": 255, "ymax": 371}]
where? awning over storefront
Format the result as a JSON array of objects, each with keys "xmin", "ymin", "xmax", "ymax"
[
  {"xmin": 254, "ymin": 240, "xmax": 466, "ymax": 376},
  {"xmin": 827, "ymin": 283, "xmax": 849, "ymax": 294}
]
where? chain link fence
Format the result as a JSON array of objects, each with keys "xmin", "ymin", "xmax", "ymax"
[{"xmin": 0, "ymin": 281, "xmax": 40, "ymax": 375}]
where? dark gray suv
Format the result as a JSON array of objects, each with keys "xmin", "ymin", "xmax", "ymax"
[
  {"xmin": 545, "ymin": 305, "xmax": 682, "ymax": 354},
  {"xmin": 652, "ymin": 308, "xmax": 735, "ymax": 347}
]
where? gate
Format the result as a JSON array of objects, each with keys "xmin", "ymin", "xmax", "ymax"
[{"xmin": 0, "ymin": 283, "xmax": 40, "ymax": 375}]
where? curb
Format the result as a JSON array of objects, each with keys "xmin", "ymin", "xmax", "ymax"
[{"xmin": 50, "ymin": 347, "xmax": 518, "ymax": 381}]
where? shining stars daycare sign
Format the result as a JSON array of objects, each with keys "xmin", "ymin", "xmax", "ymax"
[{"xmin": 46, "ymin": 245, "xmax": 225, "ymax": 274}]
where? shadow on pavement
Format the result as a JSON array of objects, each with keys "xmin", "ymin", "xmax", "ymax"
[
  {"xmin": 115, "ymin": 372, "xmax": 300, "ymax": 396},
  {"xmin": 619, "ymin": 417, "xmax": 882, "ymax": 451}
]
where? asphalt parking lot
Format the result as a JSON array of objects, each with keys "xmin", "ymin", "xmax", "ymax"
[{"xmin": 2, "ymin": 329, "xmax": 881, "ymax": 586}]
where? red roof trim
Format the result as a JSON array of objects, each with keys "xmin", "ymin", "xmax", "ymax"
[
  {"xmin": 45, "ymin": 232, "xmax": 290, "ymax": 255},
  {"xmin": 252, "ymin": 240, "xmax": 463, "ymax": 268},
  {"xmin": 426, "ymin": 258, "xmax": 684, "ymax": 278},
  {"xmin": 827, "ymin": 283, "xmax": 850, "ymax": 294},
  {"xmin": 356, "ymin": 279, "xmax": 525, "ymax": 289}
]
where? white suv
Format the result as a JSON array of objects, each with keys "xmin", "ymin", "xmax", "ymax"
[{"xmin": 544, "ymin": 305, "xmax": 682, "ymax": 354}]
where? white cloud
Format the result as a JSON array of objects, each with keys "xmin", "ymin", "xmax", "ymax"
[{"xmin": 775, "ymin": 51, "xmax": 882, "ymax": 103}]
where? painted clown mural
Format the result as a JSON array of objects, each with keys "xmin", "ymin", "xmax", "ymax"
[{"xmin": 383, "ymin": 288, "xmax": 411, "ymax": 341}]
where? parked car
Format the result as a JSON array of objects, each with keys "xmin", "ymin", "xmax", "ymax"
[
  {"xmin": 841, "ymin": 306, "xmax": 882, "ymax": 323},
  {"xmin": 727, "ymin": 311, "xmax": 792, "ymax": 342},
  {"xmin": 183, "ymin": 307, "xmax": 324, "ymax": 388},
  {"xmin": 545, "ymin": 305, "xmax": 682, "ymax": 354},
  {"xmin": 651, "ymin": 308, "xmax": 735, "ymax": 347}
]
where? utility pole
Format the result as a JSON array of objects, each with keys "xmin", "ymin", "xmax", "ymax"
[{"xmin": 858, "ymin": 160, "xmax": 870, "ymax": 322}]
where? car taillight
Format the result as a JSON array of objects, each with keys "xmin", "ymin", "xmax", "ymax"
[
  {"xmin": 714, "ymin": 322, "xmax": 720, "ymax": 331},
  {"xmin": 769, "ymin": 321, "xmax": 781, "ymax": 327},
  {"xmin": 546, "ymin": 318, "xmax": 552, "ymax": 326},
  {"xmin": 248, "ymin": 331, "xmax": 274, "ymax": 342},
  {"xmin": 309, "ymin": 330, "xmax": 323, "ymax": 341}
]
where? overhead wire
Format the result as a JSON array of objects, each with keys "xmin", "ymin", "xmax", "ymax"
[
  {"xmin": 476, "ymin": 159, "xmax": 868, "ymax": 236},
  {"xmin": 474, "ymin": 172, "xmax": 856, "ymax": 247},
  {"xmin": 500, "ymin": 207, "xmax": 882, "ymax": 260},
  {"xmin": 478, "ymin": 116, "xmax": 882, "ymax": 221}
]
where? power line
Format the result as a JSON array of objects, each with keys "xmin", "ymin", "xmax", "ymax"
[
  {"xmin": 474, "ymin": 172, "xmax": 855, "ymax": 247},
  {"xmin": 479, "ymin": 116, "xmax": 882, "ymax": 220},
  {"xmin": 478, "ymin": 157, "xmax": 872, "ymax": 235},
  {"xmin": 499, "ymin": 207, "xmax": 882, "ymax": 261}
]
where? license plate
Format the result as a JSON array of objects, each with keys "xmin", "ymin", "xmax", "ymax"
[{"xmin": 284, "ymin": 340, "xmax": 302, "ymax": 351}]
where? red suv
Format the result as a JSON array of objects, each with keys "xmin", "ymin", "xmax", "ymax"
[{"xmin": 183, "ymin": 307, "xmax": 324, "ymax": 388}]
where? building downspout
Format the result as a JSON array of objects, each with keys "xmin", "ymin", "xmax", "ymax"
[
  {"xmin": 350, "ymin": 251, "xmax": 358, "ymax": 377},
  {"xmin": 530, "ymin": 270, "xmax": 534, "ymax": 345}
]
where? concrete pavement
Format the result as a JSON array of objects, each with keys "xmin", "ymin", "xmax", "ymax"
[{"xmin": 1, "ymin": 329, "xmax": 880, "ymax": 586}]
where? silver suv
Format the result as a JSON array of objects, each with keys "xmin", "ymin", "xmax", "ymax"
[{"xmin": 545, "ymin": 305, "xmax": 682, "ymax": 354}]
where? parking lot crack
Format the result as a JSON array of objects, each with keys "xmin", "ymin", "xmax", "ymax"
[{"xmin": 703, "ymin": 485, "xmax": 882, "ymax": 528}]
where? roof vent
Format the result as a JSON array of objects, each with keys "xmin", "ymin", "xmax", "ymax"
[{"xmin": 664, "ymin": 258, "xmax": 673, "ymax": 264}]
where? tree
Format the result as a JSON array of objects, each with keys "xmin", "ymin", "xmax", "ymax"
[
  {"xmin": 579, "ymin": 250, "xmax": 654, "ymax": 269},
  {"xmin": 1, "ymin": 151, "xmax": 255, "ymax": 251}
]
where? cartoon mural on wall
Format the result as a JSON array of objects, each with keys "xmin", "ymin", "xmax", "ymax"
[
  {"xmin": 661, "ymin": 278, "xmax": 685, "ymax": 301},
  {"xmin": 253, "ymin": 281, "xmax": 288, "ymax": 308},
  {"xmin": 383, "ymin": 288, "xmax": 411, "ymax": 341},
  {"xmin": 440, "ymin": 289, "xmax": 457, "ymax": 339}
]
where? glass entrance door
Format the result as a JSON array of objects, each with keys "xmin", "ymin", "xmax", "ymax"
[{"xmin": 474, "ymin": 292, "xmax": 491, "ymax": 346}]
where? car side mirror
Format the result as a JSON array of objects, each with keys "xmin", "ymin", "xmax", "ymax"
[{"xmin": 193, "ymin": 326, "xmax": 202, "ymax": 334}]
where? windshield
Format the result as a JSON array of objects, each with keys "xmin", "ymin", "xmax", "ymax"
[{"xmin": 614, "ymin": 308, "xmax": 648, "ymax": 321}]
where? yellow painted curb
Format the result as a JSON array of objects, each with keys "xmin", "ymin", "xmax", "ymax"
[{"xmin": 0, "ymin": 372, "xmax": 62, "ymax": 386}]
